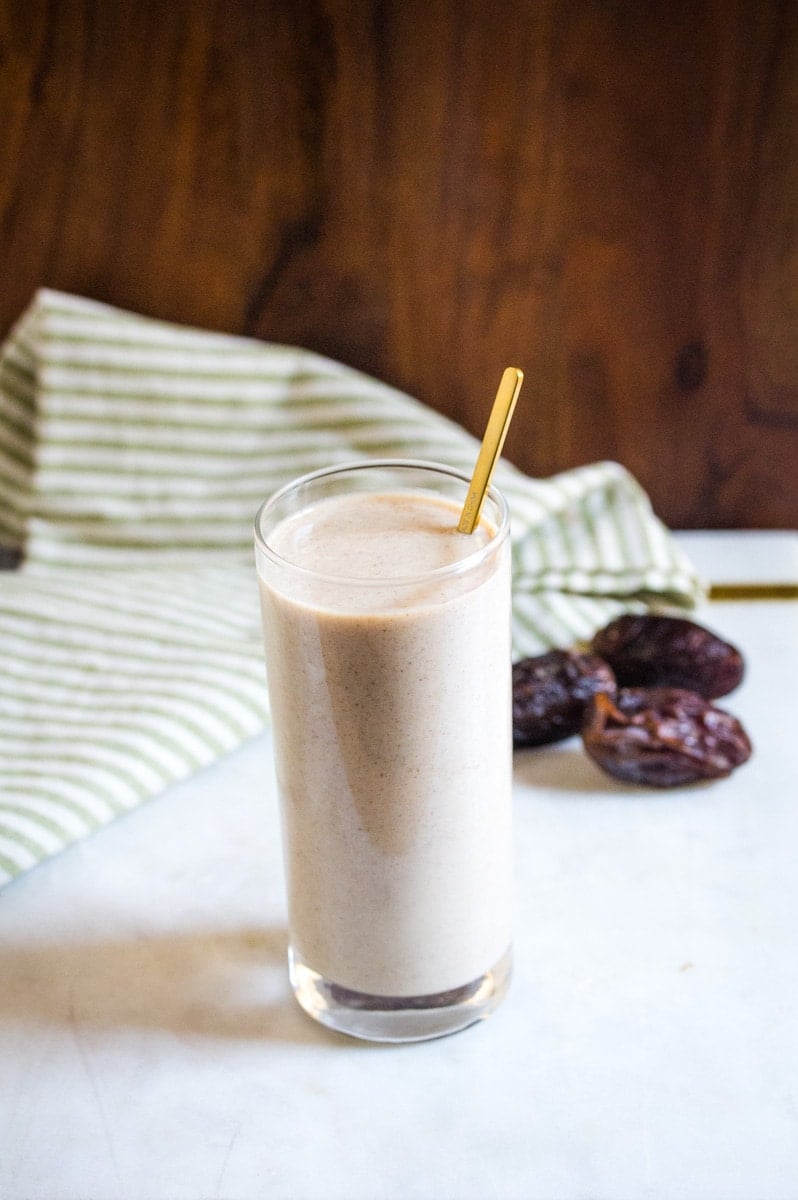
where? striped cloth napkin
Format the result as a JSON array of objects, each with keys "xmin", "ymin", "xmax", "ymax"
[{"xmin": 0, "ymin": 289, "xmax": 702, "ymax": 887}]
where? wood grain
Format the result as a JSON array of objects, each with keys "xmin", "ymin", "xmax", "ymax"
[{"xmin": 0, "ymin": 0, "xmax": 794, "ymax": 528}]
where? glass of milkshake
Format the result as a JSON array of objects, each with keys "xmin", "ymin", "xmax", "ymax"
[{"xmin": 254, "ymin": 459, "xmax": 513, "ymax": 1042}]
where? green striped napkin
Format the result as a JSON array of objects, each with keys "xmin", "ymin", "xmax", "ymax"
[{"xmin": 0, "ymin": 289, "xmax": 702, "ymax": 886}]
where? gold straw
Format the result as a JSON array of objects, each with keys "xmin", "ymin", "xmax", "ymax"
[{"xmin": 458, "ymin": 367, "xmax": 524, "ymax": 534}]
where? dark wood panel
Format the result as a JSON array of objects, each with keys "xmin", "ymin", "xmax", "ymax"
[{"xmin": 0, "ymin": 0, "xmax": 795, "ymax": 528}]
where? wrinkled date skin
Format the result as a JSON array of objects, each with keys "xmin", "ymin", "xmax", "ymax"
[
  {"xmin": 591, "ymin": 614, "xmax": 744, "ymax": 699},
  {"xmin": 512, "ymin": 650, "xmax": 617, "ymax": 748},
  {"xmin": 582, "ymin": 687, "xmax": 752, "ymax": 787}
]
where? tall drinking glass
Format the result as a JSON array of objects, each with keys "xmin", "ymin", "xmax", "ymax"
[{"xmin": 254, "ymin": 460, "xmax": 513, "ymax": 1041}]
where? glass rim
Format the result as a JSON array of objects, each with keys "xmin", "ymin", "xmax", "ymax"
[{"xmin": 253, "ymin": 457, "xmax": 510, "ymax": 588}]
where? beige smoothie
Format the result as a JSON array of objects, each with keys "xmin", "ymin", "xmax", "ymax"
[{"xmin": 257, "ymin": 486, "xmax": 513, "ymax": 999}]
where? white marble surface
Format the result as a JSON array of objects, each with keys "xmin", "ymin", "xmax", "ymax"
[{"xmin": 1, "ymin": 536, "xmax": 797, "ymax": 1200}]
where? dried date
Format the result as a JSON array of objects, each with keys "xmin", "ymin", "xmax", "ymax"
[
  {"xmin": 582, "ymin": 687, "xmax": 752, "ymax": 787},
  {"xmin": 513, "ymin": 650, "xmax": 617, "ymax": 748},
  {"xmin": 591, "ymin": 614, "xmax": 744, "ymax": 699}
]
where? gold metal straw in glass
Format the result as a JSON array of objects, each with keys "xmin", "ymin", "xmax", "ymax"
[{"xmin": 458, "ymin": 367, "xmax": 524, "ymax": 534}]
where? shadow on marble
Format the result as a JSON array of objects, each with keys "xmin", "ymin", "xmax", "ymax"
[
  {"xmin": 513, "ymin": 743, "xmax": 625, "ymax": 793},
  {"xmin": 513, "ymin": 742, "xmax": 719, "ymax": 797},
  {"xmin": 0, "ymin": 925, "xmax": 353, "ymax": 1047}
]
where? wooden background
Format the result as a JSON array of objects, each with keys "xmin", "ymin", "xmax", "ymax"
[{"xmin": 0, "ymin": 0, "xmax": 795, "ymax": 529}]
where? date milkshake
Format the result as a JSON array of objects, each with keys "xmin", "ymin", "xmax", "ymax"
[{"xmin": 254, "ymin": 461, "xmax": 513, "ymax": 1041}]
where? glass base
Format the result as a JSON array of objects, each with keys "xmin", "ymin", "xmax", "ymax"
[{"xmin": 288, "ymin": 946, "xmax": 512, "ymax": 1043}]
